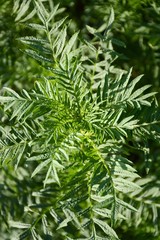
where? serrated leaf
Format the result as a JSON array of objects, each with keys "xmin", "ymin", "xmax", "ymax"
[
  {"xmin": 52, "ymin": 164, "xmax": 61, "ymax": 186},
  {"xmin": 52, "ymin": 160, "xmax": 64, "ymax": 169},
  {"xmin": 46, "ymin": 4, "xmax": 60, "ymax": 23},
  {"xmin": 15, "ymin": 0, "xmax": 31, "ymax": 22},
  {"xmin": 31, "ymin": 228, "xmax": 40, "ymax": 240},
  {"xmin": 118, "ymin": 115, "xmax": 134, "ymax": 126},
  {"xmin": 55, "ymin": 27, "xmax": 67, "ymax": 57},
  {"xmin": 113, "ymin": 126, "xmax": 127, "ymax": 137},
  {"xmin": 91, "ymin": 194, "xmax": 113, "ymax": 203},
  {"xmin": 0, "ymin": 147, "xmax": 11, "ymax": 165},
  {"xmin": 117, "ymin": 198, "xmax": 137, "ymax": 212},
  {"xmin": 0, "ymin": 126, "xmax": 16, "ymax": 143},
  {"xmin": 62, "ymin": 31, "xmax": 79, "ymax": 58},
  {"xmin": 3, "ymin": 87, "xmax": 22, "ymax": 99},
  {"xmin": 24, "ymin": 49, "xmax": 52, "ymax": 63},
  {"xmin": 93, "ymin": 208, "xmax": 111, "ymax": 218},
  {"xmin": 19, "ymin": 9, "xmax": 36, "ymax": 23},
  {"xmin": 105, "ymin": 7, "xmax": 114, "ymax": 34},
  {"xmin": 57, "ymin": 217, "xmax": 71, "ymax": 230},
  {"xmin": 114, "ymin": 178, "xmax": 140, "ymax": 193},
  {"xmin": 43, "ymin": 163, "xmax": 52, "ymax": 187},
  {"xmin": 22, "ymin": 89, "xmax": 32, "ymax": 99},
  {"xmin": 31, "ymin": 158, "xmax": 51, "ymax": 178},
  {"xmin": 129, "ymin": 85, "xmax": 151, "ymax": 100},
  {"xmin": 9, "ymin": 221, "xmax": 31, "ymax": 229},
  {"xmin": 50, "ymin": 17, "xmax": 68, "ymax": 35},
  {"xmin": 136, "ymin": 92, "xmax": 156, "ymax": 101},
  {"xmin": 124, "ymin": 75, "xmax": 144, "ymax": 100},
  {"xmin": 10, "ymin": 100, "xmax": 28, "ymax": 120},
  {"xmin": 0, "ymin": 96, "xmax": 15, "ymax": 102},
  {"xmin": 19, "ymin": 36, "xmax": 48, "ymax": 44},
  {"xmin": 13, "ymin": 0, "xmax": 21, "ymax": 14},
  {"xmin": 34, "ymin": 0, "xmax": 48, "ymax": 24},
  {"xmin": 27, "ymin": 153, "xmax": 50, "ymax": 161},
  {"xmin": 50, "ymin": 209, "xmax": 61, "ymax": 224},
  {"xmin": 64, "ymin": 209, "xmax": 80, "ymax": 228},
  {"xmin": 15, "ymin": 142, "xmax": 26, "ymax": 170},
  {"xmin": 118, "ymin": 116, "xmax": 139, "ymax": 129},
  {"xmin": 93, "ymin": 218, "xmax": 118, "ymax": 239},
  {"xmin": 58, "ymin": 147, "xmax": 69, "ymax": 161},
  {"xmin": 83, "ymin": 40, "xmax": 97, "ymax": 54},
  {"xmin": 122, "ymin": 68, "xmax": 133, "ymax": 89},
  {"xmin": 27, "ymin": 23, "xmax": 46, "ymax": 30},
  {"xmin": 112, "ymin": 167, "xmax": 139, "ymax": 179}
]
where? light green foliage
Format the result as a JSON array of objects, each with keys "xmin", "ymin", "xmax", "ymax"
[{"xmin": 0, "ymin": 1, "xmax": 160, "ymax": 239}]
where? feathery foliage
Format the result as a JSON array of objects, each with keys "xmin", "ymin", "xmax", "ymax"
[{"xmin": 0, "ymin": 0, "xmax": 160, "ymax": 239}]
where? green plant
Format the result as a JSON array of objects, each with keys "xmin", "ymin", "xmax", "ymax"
[{"xmin": 0, "ymin": 1, "xmax": 160, "ymax": 239}]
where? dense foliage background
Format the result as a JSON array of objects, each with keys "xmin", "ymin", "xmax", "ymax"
[{"xmin": 0, "ymin": 0, "xmax": 160, "ymax": 239}]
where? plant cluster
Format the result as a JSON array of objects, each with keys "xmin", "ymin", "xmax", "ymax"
[{"xmin": 0, "ymin": 0, "xmax": 160, "ymax": 239}]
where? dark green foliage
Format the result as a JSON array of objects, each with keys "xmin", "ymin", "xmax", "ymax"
[{"xmin": 0, "ymin": 0, "xmax": 160, "ymax": 239}]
